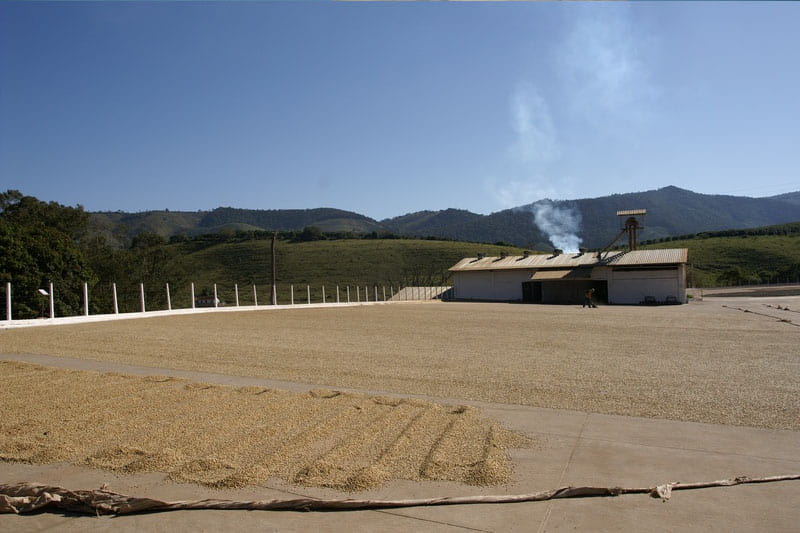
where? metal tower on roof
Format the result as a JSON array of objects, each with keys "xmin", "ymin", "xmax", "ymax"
[
  {"xmin": 598, "ymin": 209, "xmax": 647, "ymax": 260},
  {"xmin": 616, "ymin": 209, "xmax": 646, "ymax": 251}
]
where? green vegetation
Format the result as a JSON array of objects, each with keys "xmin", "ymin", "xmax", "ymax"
[
  {"xmin": 85, "ymin": 185, "xmax": 800, "ymax": 250},
  {"xmin": 94, "ymin": 238, "xmax": 527, "ymax": 312},
  {"xmin": 0, "ymin": 190, "xmax": 95, "ymax": 318},
  {"xmin": 641, "ymin": 221, "xmax": 800, "ymax": 244},
  {"xmin": 643, "ymin": 226, "xmax": 800, "ymax": 287},
  {"xmin": 4, "ymin": 189, "xmax": 800, "ymax": 318}
]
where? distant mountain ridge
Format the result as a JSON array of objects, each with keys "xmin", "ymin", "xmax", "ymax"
[
  {"xmin": 89, "ymin": 186, "xmax": 800, "ymax": 249},
  {"xmin": 769, "ymin": 191, "xmax": 800, "ymax": 207},
  {"xmin": 382, "ymin": 186, "xmax": 800, "ymax": 249}
]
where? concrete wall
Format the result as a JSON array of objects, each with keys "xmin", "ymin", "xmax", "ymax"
[
  {"xmin": 607, "ymin": 267, "xmax": 686, "ymax": 304},
  {"xmin": 452, "ymin": 270, "xmax": 532, "ymax": 301},
  {"xmin": 453, "ymin": 265, "xmax": 687, "ymax": 305}
]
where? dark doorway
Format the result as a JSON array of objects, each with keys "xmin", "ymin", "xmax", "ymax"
[
  {"xmin": 521, "ymin": 281, "xmax": 543, "ymax": 303},
  {"xmin": 593, "ymin": 280, "xmax": 608, "ymax": 304},
  {"xmin": 524, "ymin": 280, "xmax": 608, "ymax": 304}
]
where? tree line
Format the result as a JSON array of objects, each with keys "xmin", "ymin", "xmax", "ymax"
[
  {"xmin": 640, "ymin": 222, "xmax": 800, "ymax": 245},
  {"xmin": 0, "ymin": 191, "xmax": 475, "ymax": 318},
  {"xmin": 1, "ymin": 190, "xmax": 190, "ymax": 318}
]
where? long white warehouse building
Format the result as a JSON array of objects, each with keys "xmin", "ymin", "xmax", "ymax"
[{"xmin": 448, "ymin": 248, "xmax": 688, "ymax": 305}]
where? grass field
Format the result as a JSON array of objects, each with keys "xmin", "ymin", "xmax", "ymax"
[
  {"xmin": 2, "ymin": 300, "xmax": 798, "ymax": 430},
  {"xmin": 94, "ymin": 239, "xmax": 527, "ymax": 313},
  {"xmin": 643, "ymin": 233, "xmax": 800, "ymax": 286},
  {"xmin": 83, "ymin": 233, "xmax": 800, "ymax": 315}
]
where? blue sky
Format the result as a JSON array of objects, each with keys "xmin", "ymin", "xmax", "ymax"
[{"xmin": 1, "ymin": 2, "xmax": 798, "ymax": 220}]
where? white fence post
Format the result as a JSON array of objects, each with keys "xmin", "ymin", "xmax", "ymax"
[
  {"xmin": 307, "ymin": 285, "xmax": 310, "ymax": 304},
  {"xmin": 390, "ymin": 286, "xmax": 394, "ymax": 300},
  {"xmin": 336, "ymin": 285, "xmax": 340, "ymax": 304},
  {"xmin": 365, "ymin": 286, "xmax": 369, "ymax": 302},
  {"xmin": 213, "ymin": 284, "xmax": 218, "ymax": 308},
  {"xmin": 139, "ymin": 283, "xmax": 145, "ymax": 313},
  {"xmin": 347, "ymin": 286, "xmax": 350, "ymax": 303},
  {"xmin": 83, "ymin": 282, "xmax": 89, "ymax": 316},
  {"xmin": 166, "ymin": 283, "xmax": 171, "ymax": 311},
  {"xmin": 191, "ymin": 283, "xmax": 196, "ymax": 309},
  {"xmin": 5, "ymin": 282, "xmax": 10, "ymax": 321},
  {"xmin": 49, "ymin": 282, "xmax": 55, "ymax": 318},
  {"xmin": 235, "ymin": 284, "xmax": 239, "ymax": 307},
  {"xmin": 272, "ymin": 285, "xmax": 277, "ymax": 306},
  {"xmin": 322, "ymin": 285, "xmax": 326, "ymax": 304},
  {"xmin": 383, "ymin": 286, "xmax": 386, "ymax": 302},
  {"xmin": 291, "ymin": 285, "xmax": 294, "ymax": 305},
  {"xmin": 112, "ymin": 283, "xmax": 118, "ymax": 314},
  {"xmin": 356, "ymin": 286, "xmax": 360, "ymax": 302},
  {"xmin": 253, "ymin": 284, "xmax": 258, "ymax": 306},
  {"xmin": 374, "ymin": 286, "xmax": 378, "ymax": 302}
]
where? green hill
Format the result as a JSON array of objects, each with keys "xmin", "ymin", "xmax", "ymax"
[
  {"xmin": 197, "ymin": 207, "xmax": 383, "ymax": 234},
  {"xmin": 90, "ymin": 186, "xmax": 800, "ymax": 250},
  {"xmin": 383, "ymin": 186, "xmax": 800, "ymax": 249},
  {"xmin": 642, "ymin": 222, "xmax": 800, "ymax": 287},
  {"xmin": 92, "ymin": 238, "xmax": 528, "ymax": 313},
  {"xmin": 90, "ymin": 207, "xmax": 384, "ymax": 247},
  {"xmin": 90, "ymin": 211, "xmax": 204, "ymax": 246},
  {"xmin": 97, "ymin": 228, "xmax": 800, "ymax": 313}
]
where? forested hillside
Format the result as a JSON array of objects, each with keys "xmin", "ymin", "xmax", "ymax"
[
  {"xmin": 383, "ymin": 186, "xmax": 800, "ymax": 249},
  {"xmin": 89, "ymin": 186, "xmax": 800, "ymax": 250},
  {"xmin": 4, "ymin": 189, "xmax": 800, "ymax": 318}
]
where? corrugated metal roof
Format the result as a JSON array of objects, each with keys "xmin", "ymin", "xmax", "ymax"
[
  {"xmin": 605, "ymin": 248, "xmax": 687, "ymax": 265},
  {"xmin": 616, "ymin": 209, "xmax": 647, "ymax": 216},
  {"xmin": 449, "ymin": 248, "xmax": 687, "ymax": 272}
]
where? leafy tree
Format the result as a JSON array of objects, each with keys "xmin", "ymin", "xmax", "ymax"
[
  {"xmin": 293, "ymin": 226, "xmax": 324, "ymax": 242},
  {"xmin": 0, "ymin": 191, "xmax": 95, "ymax": 318},
  {"xmin": 1, "ymin": 189, "xmax": 90, "ymax": 242}
]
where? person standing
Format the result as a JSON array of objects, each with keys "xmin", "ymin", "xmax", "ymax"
[{"xmin": 583, "ymin": 288, "xmax": 597, "ymax": 308}]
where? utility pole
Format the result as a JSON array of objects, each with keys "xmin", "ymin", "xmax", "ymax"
[{"xmin": 271, "ymin": 231, "xmax": 278, "ymax": 305}]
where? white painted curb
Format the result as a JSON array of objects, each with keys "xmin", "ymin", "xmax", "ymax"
[{"xmin": 0, "ymin": 301, "xmax": 398, "ymax": 330}]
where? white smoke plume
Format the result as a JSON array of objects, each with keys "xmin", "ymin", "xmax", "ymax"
[
  {"xmin": 510, "ymin": 84, "xmax": 558, "ymax": 163},
  {"xmin": 531, "ymin": 201, "xmax": 582, "ymax": 253}
]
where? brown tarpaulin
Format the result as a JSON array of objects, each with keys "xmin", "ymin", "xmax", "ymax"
[{"xmin": 2, "ymin": 475, "xmax": 799, "ymax": 515}]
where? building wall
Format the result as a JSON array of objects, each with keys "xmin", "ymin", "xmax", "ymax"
[
  {"xmin": 607, "ymin": 267, "xmax": 686, "ymax": 304},
  {"xmin": 452, "ymin": 270, "xmax": 532, "ymax": 301},
  {"xmin": 453, "ymin": 265, "xmax": 687, "ymax": 305}
]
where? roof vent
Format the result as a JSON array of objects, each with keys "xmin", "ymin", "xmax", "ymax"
[
  {"xmin": 552, "ymin": 249, "xmax": 562, "ymax": 256},
  {"xmin": 477, "ymin": 253, "xmax": 486, "ymax": 259},
  {"xmin": 499, "ymin": 252, "xmax": 508, "ymax": 259},
  {"xmin": 523, "ymin": 251, "xmax": 531, "ymax": 258}
]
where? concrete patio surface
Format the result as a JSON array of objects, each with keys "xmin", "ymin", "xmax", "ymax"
[{"xmin": 1, "ymin": 354, "xmax": 798, "ymax": 532}]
